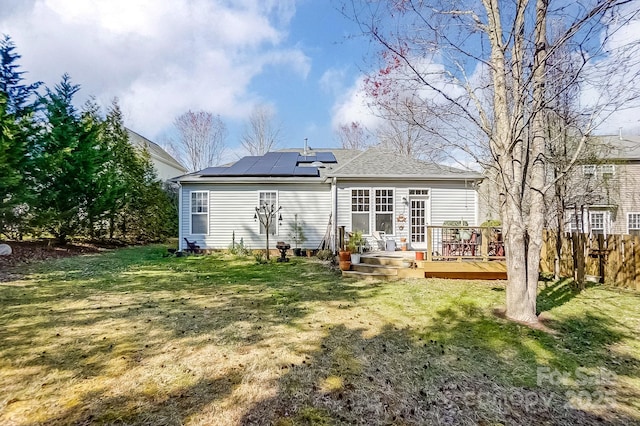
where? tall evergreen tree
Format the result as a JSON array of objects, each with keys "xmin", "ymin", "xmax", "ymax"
[
  {"xmin": 0, "ymin": 35, "xmax": 41, "ymax": 238},
  {"xmin": 0, "ymin": 34, "xmax": 41, "ymax": 117},
  {"xmin": 34, "ymin": 74, "xmax": 84, "ymax": 244},
  {"xmin": 0, "ymin": 93, "xmax": 26, "ymax": 238}
]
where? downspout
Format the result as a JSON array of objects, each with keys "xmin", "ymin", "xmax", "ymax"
[
  {"xmin": 474, "ymin": 180, "xmax": 480, "ymax": 225},
  {"xmin": 178, "ymin": 182, "xmax": 183, "ymax": 251},
  {"xmin": 331, "ymin": 177, "xmax": 338, "ymax": 252}
]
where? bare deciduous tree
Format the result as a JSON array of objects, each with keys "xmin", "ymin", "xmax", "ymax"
[
  {"xmin": 348, "ymin": 0, "xmax": 640, "ymax": 323},
  {"xmin": 171, "ymin": 111, "xmax": 227, "ymax": 171},
  {"xmin": 241, "ymin": 105, "xmax": 282, "ymax": 155},
  {"xmin": 335, "ymin": 121, "xmax": 371, "ymax": 150}
]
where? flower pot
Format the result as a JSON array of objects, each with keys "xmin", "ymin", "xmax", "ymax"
[
  {"xmin": 293, "ymin": 248, "xmax": 302, "ymax": 256},
  {"xmin": 351, "ymin": 253, "xmax": 361, "ymax": 264},
  {"xmin": 339, "ymin": 260, "xmax": 352, "ymax": 271},
  {"xmin": 415, "ymin": 251, "xmax": 424, "ymax": 261},
  {"xmin": 338, "ymin": 250, "xmax": 351, "ymax": 261}
]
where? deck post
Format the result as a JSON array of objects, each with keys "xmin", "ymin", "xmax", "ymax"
[
  {"xmin": 481, "ymin": 228, "xmax": 489, "ymax": 261},
  {"xmin": 427, "ymin": 226, "xmax": 433, "ymax": 261}
]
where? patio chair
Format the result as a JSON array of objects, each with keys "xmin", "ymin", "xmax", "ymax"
[
  {"xmin": 372, "ymin": 231, "xmax": 388, "ymax": 251},
  {"xmin": 461, "ymin": 229, "xmax": 479, "ymax": 256},
  {"xmin": 183, "ymin": 238, "xmax": 201, "ymax": 254}
]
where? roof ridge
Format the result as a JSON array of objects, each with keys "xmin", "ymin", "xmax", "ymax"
[{"xmin": 326, "ymin": 148, "xmax": 367, "ymax": 175}]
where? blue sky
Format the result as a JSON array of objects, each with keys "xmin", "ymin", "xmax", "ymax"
[
  {"xmin": 2, "ymin": 0, "xmax": 638, "ymax": 165},
  {"xmin": 0, "ymin": 0, "xmax": 378, "ymax": 161}
]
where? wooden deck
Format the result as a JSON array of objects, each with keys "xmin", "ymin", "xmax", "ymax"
[{"xmin": 342, "ymin": 252, "xmax": 507, "ymax": 280}]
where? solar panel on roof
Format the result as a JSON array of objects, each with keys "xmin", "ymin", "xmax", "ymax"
[
  {"xmin": 296, "ymin": 155, "xmax": 317, "ymax": 163},
  {"xmin": 226, "ymin": 156, "xmax": 260, "ymax": 174},
  {"xmin": 293, "ymin": 167, "xmax": 319, "ymax": 177},
  {"xmin": 315, "ymin": 152, "xmax": 337, "ymax": 163},
  {"xmin": 199, "ymin": 166, "xmax": 228, "ymax": 176}
]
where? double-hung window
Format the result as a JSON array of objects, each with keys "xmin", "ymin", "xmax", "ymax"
[
  {"xmin": 190, "ymin": 191, "xmax": 208, "ymax": 234},
  {"xmin": 629, "ymin": 213, "xmax": 640, "ymax": 236},
  {"xmin": 259, "ymin": 191, "xmax": 277, "ymax": 235},
  {"xmin": 351, "ymin": 188, "xmax": 395, "ymax": 235},
  {"xmin": 375, "ymin": 189, "xmax": 394, "ymax": 234},
  {"xmin": 589, "ymin": 212, "xmax": 606, "ymax": 235},
  {"xmin": 351, "ymin": 189, "xmax": 370, "ymax": 234}
]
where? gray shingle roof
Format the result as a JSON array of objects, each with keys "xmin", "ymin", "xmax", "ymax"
[
  {"xmin": 326, "ymin": 148, "xmax": 482, "ymax": 180},
  {"xmin": 590, "ymin": 135, "xmax": 640, "ymax": 160},
  {"xmin": 127, "ymin": 129, "xmax": 187, "ymax": 172}
]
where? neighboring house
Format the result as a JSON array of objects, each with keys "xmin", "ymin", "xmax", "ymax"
[
  {"xmin": 127, "ymin": 128, "xmax": 188, "ymax": 181},
  {"xmin": 564, "ymin": 134, "xmax": 640, "ymax": 236},
  {"xmin": 477, "ymin": 134, "xmax": 640, "ymax": 236},
  {"xmin": 172, "ymin": 147, "xmax": 483, "ymax": 252}
]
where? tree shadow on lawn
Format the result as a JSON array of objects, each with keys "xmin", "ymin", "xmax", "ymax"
[
  {"xmin": 22, "ymin": 375, "xmax": 242, "ymax": 426},
  {"xmin": 537, "ymin": 277, "xmax": 582, "ymax": 313},
  {"xmin": 241, "ymin": 301, "xmax": 640, "ymax": 425},
  {"xmin": 0, "ymin": 249, "xmax": 383, "ymax": 424}
]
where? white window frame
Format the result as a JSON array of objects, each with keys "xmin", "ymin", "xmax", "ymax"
[
  {"xmin": 628, "ymin": 212, "xmax": 640, "ymax": 236},
  {"xmin": 190, "ymin": 191, "xmax": 209, "ymax": 235},
  {"xmin": 258, "ymin": 191, "xmax": 279, "ymax": 235},
  {"xmin": 351, "ymin": 188, "xmax": 371, "ymax": 235},
  {"xmin": 589, "ymin": 212, "xmax": 605, "ymax": 235},
  {"xmin": 374, "ymin": 188, "xmax": 395, "ymax": 235},
  {"xmin": 582, "ymin": 164, "xmax": 615, "ymax": 177}
]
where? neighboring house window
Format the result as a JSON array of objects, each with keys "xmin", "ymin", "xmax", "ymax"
[
  {"xmin": 190, "ymin": 191, "xmax": 208, "ymax": 234},
  {"xmin": 582, "ymin": 164, "xmax": 615, "ymax": 177},
  {"xmin": 259, "ymin": 191, "xmax": 277, "ymax": 235},
  {"xmin": 582, "ymin": 165, "xmax": 596, "ymax": 176},
  {"xmin": 351, "ymin": 189, "xmax": 370, "ymax": 234},
  {"xmin": 628, "ymin": 213, "xmax": 640, "ymax": 236},
  {"xmin": 589, "ymin": 212, "xmax": 606, "ymax": 235},
  {"xmin": 568, "ymin": 213, "xmax": 583, "ymax": 233},
  {"xmin": 375, "ymin": 189, "xmax": 394, "ymax": 234}
]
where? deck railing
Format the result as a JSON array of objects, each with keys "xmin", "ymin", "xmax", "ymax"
[{"xmin": 425, "ymin": 225, "xmax": 505, "ymax": 261}]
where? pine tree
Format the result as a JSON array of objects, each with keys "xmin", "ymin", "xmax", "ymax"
[
  {"xmin": 34, "ymin": 74, "xmax": 84, "ymax": 244},
  {"xmin": 0, "ymin": 93, "xmax": 25, "ymax": 238},
  {"xmin": 0, "ymin": 34, "xmax": 41, "ymax": 117},
  {"xmin": 0, "ymin": 35, "xmax": 41, "ymax": 238}
]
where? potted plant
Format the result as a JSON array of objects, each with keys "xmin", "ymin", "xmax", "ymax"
[
  {"xmin": 288, "ymin": 214, "xmax": 307, "ymax": 256},
  {"xmin": 347, "ymin": 231, "xmax": 365, "ymax": 264}
]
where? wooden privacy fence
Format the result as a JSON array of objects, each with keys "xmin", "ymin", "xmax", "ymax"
[{"xmin": 540, "ymin": 230, "xmax": 640, "ymax": 290}]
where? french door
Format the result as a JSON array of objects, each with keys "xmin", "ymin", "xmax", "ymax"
[{"xmin": 410, "ymin": 198, "xmax": 428, "ymax": 249}]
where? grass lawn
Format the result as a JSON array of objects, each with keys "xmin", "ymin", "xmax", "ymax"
[{"xmin": 1, "ymin": 245, "xmax": 639, "ymax": 425}]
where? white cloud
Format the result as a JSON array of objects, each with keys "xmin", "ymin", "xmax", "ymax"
[
  {"xmin": 0, "ymin": 0, "xmax": 305, "ymax": 138},
  {"xmin": 330, "ymin": 75, "xmax": 382, "ymax": 131}
]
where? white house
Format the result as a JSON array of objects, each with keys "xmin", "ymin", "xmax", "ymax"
[
  {"xmin": 172, "ymin": 147, "xmax": 483, "ymax": 252},
  {"xmin": 127, "ymin": 128, "xmax": 188, "ymax": 181}
]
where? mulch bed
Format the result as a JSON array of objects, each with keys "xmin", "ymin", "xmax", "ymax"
[{"xmin": 0, "ymin": 241, "xmax": 104, "ymax": 281}]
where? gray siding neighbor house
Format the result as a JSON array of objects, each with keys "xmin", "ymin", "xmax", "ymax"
[
  {"xmin": 564, "ymin": 135, "xmax": 640, "ymax": 236},
  {"xmin": 171, "ymin": 147, "xmax": 483, "ymax": 252}
]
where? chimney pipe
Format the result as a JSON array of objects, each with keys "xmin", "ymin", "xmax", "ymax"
[{"xmin": 304, "ymin": 138, "xmax": 308, "ymax": 156}]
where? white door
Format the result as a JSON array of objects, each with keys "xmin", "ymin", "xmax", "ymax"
[{"xmin": 410, "ymin": 198, "xmax": 428, "ymax": 249}]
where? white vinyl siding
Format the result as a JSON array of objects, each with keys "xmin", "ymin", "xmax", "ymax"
[
  {"xmin": 337, "ymin": 181, "xmax": 476, "ymax": 247},
  {"xmin": 190, "ymin": 191, "xmax": 208, "ymax": 235},
  {"xmin": 180, "ymin": 183, "xmax": 330, "ymax": 250}
]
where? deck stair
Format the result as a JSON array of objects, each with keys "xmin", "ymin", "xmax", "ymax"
[
  {"xmin": 342, "ymin": 253, "xmax": 423, "ymax": 279},
  {"xmin": 341, "ymin": 251, "xmax": 507, "ymax": 280}
]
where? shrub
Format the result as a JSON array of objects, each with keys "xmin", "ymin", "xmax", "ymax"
[{"xmin": 316, "ymin": 249, "xmax": 334, "ymax": 261}]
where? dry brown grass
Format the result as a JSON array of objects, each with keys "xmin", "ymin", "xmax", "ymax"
[{"xmin": 0, "ymin": 246, "xmax": 639, "ymax": 425}]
